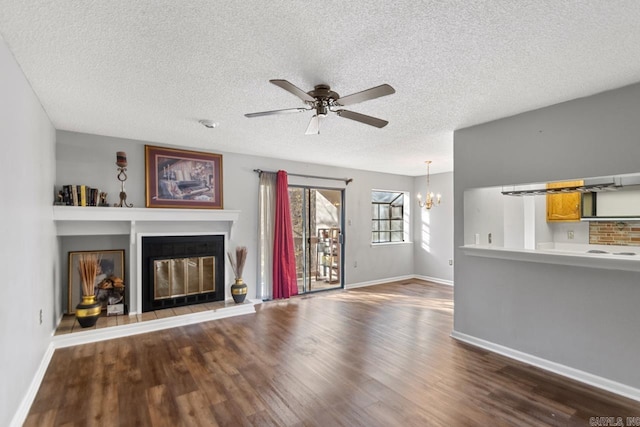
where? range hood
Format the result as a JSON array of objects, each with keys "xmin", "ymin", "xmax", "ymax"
[{"xmin": 581, "ymin": 176, "xmax": 640, "ymax": 220}]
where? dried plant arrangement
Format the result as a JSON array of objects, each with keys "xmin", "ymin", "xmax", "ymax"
[
  {"xmin": 78, "ymin": 253, "xmax": 100, "ymax": 297},
  {"xmin": 227, "ymin": 246, "xmax": 248, "ymax": 280}
]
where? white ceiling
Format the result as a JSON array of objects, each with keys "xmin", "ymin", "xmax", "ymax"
[{"xmin": 2, "ymin": 1, "xmax": 640, "ymax": 176}]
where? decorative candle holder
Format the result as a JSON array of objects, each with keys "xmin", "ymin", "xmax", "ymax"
[{"xmin": 114, "ymin": 151, "xmax": 133, "ymax": 208}]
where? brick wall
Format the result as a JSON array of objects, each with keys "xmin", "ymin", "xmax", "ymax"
[{"xmin": 589, "ymin": 221, "xmax": 640, "ymax": 245}]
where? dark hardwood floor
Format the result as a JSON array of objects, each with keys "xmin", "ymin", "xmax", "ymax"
[{"xmin": 26, "ymin": 280, "xmax": 640, "ymax": 426}]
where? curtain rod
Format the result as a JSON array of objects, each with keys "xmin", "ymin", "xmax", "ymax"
[{"xmin": 253, "ymin": 169, "xmax": 353, "ymax": 185}]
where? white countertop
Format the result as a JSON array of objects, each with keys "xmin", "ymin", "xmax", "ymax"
[{"xmin": 461, "ymin": 242, "xmax": 640, "ymax": 272}]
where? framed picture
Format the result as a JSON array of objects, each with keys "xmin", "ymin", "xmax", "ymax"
[
  {"xmin": 145, "ymin": 145, "xmax": 223, "ymax": 209},
  {"xmin": 68, "ymin": 250, "xmax": 125, "ymax": 314}
]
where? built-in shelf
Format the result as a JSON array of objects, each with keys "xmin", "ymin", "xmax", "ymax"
[{"xmin": 53, "ymin": 206, "xmax": 241, "ymax": 236}]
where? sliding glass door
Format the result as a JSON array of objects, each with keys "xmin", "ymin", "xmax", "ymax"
[{"xmin": 289, "ymin": 186, "xmax": 344, "ymax": 294}]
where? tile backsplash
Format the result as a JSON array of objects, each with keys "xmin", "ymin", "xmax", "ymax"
[{"xmin": 589, "ymin": 221, "xmax": 640, "ymax": 246}]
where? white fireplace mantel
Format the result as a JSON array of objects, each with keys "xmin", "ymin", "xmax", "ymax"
[
  {"xmin": 53, "ymin": 206, "xmax": 240, "ymax": 237},
  {"xmin": 53, "ymin": 206, "xmax": 242, "ymax": 314}
]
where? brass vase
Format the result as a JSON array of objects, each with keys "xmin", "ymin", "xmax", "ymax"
[
  {"xmin": 75, "ymin": 295, "xmax": 101, "ymax": 328},
  {"xmin": 231, "ymin": 278, "xmax": 247, "ymax": 303}
]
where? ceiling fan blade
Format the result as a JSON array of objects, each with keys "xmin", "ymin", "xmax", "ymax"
[
  {"xmin": 245, "ymin": 107, "xmax": 309, "ymax": 118},
  {"xmin": 335, "ymin": 84, "xmax": 395, "ymax": 106},
  {"xmin": 336, "ymin": 110, "xmax": 389, "ymax": 128},
  {"xmin": 270, "ymin": 79, "xmax": 315, "ymax": 103},
  {"xmin": 305, "ymin": 115, "xmax": 320, "ymax": 135}
]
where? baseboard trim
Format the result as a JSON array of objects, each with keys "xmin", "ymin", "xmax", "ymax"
[
  {"xmin": 346, "ymin": 274, "xmax": 453, "ymax": 289},
  {"xmin": 450, "ymin": 330, "xmax": 640, "ymax": 402},
  {"xmin": 414, "ymin": 275, "xmax": 453, "ymax": 286},
  {"xmin": 10, "ymin": 342, "xmax": 55, "ymax": 427},
  {"xmin": 345, "ymin": 275, "xmax": 415, "ymax": 289}
]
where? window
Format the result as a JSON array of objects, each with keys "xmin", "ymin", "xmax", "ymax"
[{"xmin": 371, "ymin": 190, "xmax": 406, "ymax": 243}]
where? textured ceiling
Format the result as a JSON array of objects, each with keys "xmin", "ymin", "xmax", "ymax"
[{"xmin": 2, "ymin": 1, "xmax": 640, "ymax": 175}]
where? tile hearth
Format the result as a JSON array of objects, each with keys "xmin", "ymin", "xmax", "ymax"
[
  {"xmin": 52, "ymin": 299, "xmax": 258, "ymax": 348},
  {"xmin": 56, "ymin": 301, "xmax": 224, "ymax": 335}
]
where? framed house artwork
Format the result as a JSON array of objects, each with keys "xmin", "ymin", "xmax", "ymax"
[{"xmin": 145, "ymin": 145, "xmax": 224, "ymax": 209}]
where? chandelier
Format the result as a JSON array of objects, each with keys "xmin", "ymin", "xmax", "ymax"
[{"xmin": 417, "ymin": 160, "xmax": 441, "ymax": 209}]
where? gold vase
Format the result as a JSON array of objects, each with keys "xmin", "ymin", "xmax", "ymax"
[
  {"xmin": 75, "ymin": 295, "xmax": 101, "ymax": 328},
  {"xmin": 230, "ymin": 278, "xmax": 247, "ymax": 303}
]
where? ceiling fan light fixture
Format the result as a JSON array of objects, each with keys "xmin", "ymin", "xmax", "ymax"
[{"xmin": 316, "ymin": 104, "xmax": 329, "ymax": 117}]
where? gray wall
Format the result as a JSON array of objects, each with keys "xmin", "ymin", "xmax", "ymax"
[
  {"xmin": 0, "ymin": 37, "xmax": 57, "ymax": 426},
  {"xmin": 413, "ymin": 171, "xmax": 454, "ymax": 282},
  {"xmin": 56, "ymin": 130, "xmax": 419, "ymax": 298},
  {"xmin": 454, "ymin": 82, "xmax": 640, "ymax": 388}
]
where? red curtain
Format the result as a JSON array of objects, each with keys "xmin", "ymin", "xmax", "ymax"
[{"xmin": 273, "ymin": 170, "xmax": 298, "ymax": 299}]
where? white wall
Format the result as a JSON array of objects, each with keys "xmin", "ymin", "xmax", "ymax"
[
  {"xmin": 550, "ymin": 221, "xmax": 589, "ymax": 245},
  {"xmin": 56, "ymin": 130, "xmax": 417, "ymax": 297},
  {"xmin": 463, "ymin": 187, "xmax": 504, "ymax": 246},
  {"xmin": 0, "ymin": 37, "xmax": 57, "ymax": 426},
  {"xmin": 533, "ymin": 196, "xmax": 555, "ymax": 246},
  {"xmin": 413, "ymin": 171, "xmax": 453, "ymax": 283},
  {"xmin": 454, "ymin": 82, "xmax": 640, "ymax": 389},
  {"xmin": 502, "ymin": 195, "xmax": 524, "ymax": 248}
]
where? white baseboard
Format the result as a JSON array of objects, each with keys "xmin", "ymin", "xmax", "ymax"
[
  {"xmin": 451, "ymin": 330, "xmax": 640, "ymax": 402},
  {"xmin": 10, "ymin": 342, "xmax": 55, "ymax": 427},
  {"xmin": 345, "ymin": 275, "xmax": 414, "ymax": 289},
  {"xmin": 346, "ymin": 274, "xmax": 453, "ymax": 289},
  {"xmin": 414, "ymin": 275, "xmax": 454, "ymax": 286}
]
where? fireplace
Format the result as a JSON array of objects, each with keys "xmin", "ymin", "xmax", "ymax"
[{"xmin": 141, "ymin": 235, "xmax": 225, "ymax": 312}]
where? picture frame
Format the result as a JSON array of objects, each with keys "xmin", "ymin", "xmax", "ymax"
[
  {"xmin": 68, "ymin": 249, "xmax": 125, "ymax": 314},
  {"xmin": 145, "ymin": 145, "xmax": 223, "ymax": 209}
]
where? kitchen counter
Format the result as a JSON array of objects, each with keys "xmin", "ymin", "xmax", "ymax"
[{"xmin": 461, "ymin": 242, "xmax": 640, "ymax": 272}]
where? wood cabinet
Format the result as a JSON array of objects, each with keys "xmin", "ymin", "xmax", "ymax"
[{"xmin": 546, "ymin": 180, "xmax": 583, "ymax": 222}]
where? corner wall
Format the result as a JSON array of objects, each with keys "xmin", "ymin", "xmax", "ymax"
[
  {"xmin": 0, "ymin": 37, "xmax": 57, "ymax": 426},
  {"xmin": 454, "ymin": 82, "xmax": 640, "ymax": 391},
  {"xmin": 413, "ymin": 171, "xmax": 454, "ymax": 283}
]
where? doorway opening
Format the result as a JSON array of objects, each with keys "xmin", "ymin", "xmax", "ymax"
[{"xmin": 289, "ymin": 186, "xmax": 344, "ymax": 293}]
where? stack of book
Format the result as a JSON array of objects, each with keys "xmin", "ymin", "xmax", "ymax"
[{"xmin": 59, "ymin": 185, "xmax": 103, "ymax": 206}]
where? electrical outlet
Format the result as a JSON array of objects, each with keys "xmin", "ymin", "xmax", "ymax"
[
  {"xmin": 488, "ymin": 233, "xmax": 492, "ymax": 244},
  {"xmin": 448, "ymin": 259, "xmax": 453, "ymax": 266},
  {"xmin": 39, "ymin": 309, "xmax": 43, "ymax": 325},
  {"xmin": 567, "ymin": 230, "xmax": 574, "ymax": 240}
]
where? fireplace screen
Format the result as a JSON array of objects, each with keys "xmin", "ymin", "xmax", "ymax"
[
  {"xmin": 142, "ymin": 234, "xmax": 224, "ymax": 312},
  {"xmin": 153, "ymin": 256, "xmax": 216, "ymax": 299}
]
